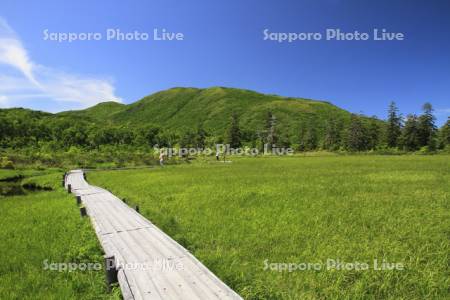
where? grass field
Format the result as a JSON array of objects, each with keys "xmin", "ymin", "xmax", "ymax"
[
  {"xmin": 0, "ymin": 169, "xmax": 46, "ymax": 181},
  {"xmin": 88, "ymin": 155, "xmax": 450, "ymax": 299},
  {"xmin": 0, "ymin": 171, "xmax": 118, "ymax": 299}
]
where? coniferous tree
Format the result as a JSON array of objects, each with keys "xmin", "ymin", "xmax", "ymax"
[
  {"xmin": 346, "ymin": 114, "xmax": 368, "ymax": 151},
  {"xmin": 417, "ymin": 102, "xmax": 437, "ymax": 149},
  {"xmin": 386, "ymin": 101, "xmax": 402, "ymax": 148},
  {"xmin": 437, "ymin": 117, "xmax": 450, "ymax": 149},
  {"xmin": 225, "ymin": 113, "xmax": 241, "ymax": 148},
  {"xmin": 400, "ymin": 114, "xmax": 420, "ymax": 151},
  {"xmin": 366, "ymin": 118, "xmax": 381, "ymax": 150}
]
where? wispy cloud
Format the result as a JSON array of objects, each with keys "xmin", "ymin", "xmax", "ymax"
[
  {"xmin": 0, "ymin": 17, "xmax": 121, "ymax": 111},
  {"xmin": 0, "ymin": 20, "xmax": 38, "ymax": 86}
]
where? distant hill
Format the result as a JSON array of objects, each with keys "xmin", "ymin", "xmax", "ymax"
[
  {"xmin": 56, "ymin": 87, "xmax": 361, "ymax": 137},
  {"xmin": 57, "ymin": 101, "xmax": 126, "ymax": 123},
  {"xmin": 0, "ymin": 107, "xmax": 52, "ymax": 119},
  {"xmin": 1, "ymin": 87, "xmax": 385, "ymax": 148}
]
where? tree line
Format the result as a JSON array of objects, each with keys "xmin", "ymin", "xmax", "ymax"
[
  {"xmin": 0, "ymin": 102, "xmax": 449, "ymax": 153},
  {"xmin": 223, "ymin": 102, "xmax": 449, "ymax": 152}
]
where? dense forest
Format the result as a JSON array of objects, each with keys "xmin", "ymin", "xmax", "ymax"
[{"xmin": 0, "ymin": 87, "xmax": 449, "ymax": 168}]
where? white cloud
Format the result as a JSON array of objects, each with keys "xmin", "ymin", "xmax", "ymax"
[
  {"xmin": 0, "ymin": 17, "xmax": 121, "ymax": 111},
  {"xmin": 35, "ymin": 66, "xmax": 120, "ymax": 106},
  {"xmin": 0, "ymin": 18, "xmax": 35, "ymax": 82}
]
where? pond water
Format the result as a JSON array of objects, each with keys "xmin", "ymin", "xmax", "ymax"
[
  {"xmin": 0, "ymin": 176, "xmax": 51, "ymax": 197},
  {"xmin": 0, "ymin": 181, "xmax": 27, "ymax": 196},
  {"xmin": 0, "ymin": 177, "xmax": 27, "ymax": 197}
]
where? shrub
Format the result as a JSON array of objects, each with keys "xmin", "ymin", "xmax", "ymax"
[{"xmin": 0, "ymin": 157, "xmax": 15, "ymax": 169}]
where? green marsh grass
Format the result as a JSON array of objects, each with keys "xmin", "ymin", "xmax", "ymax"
[
  {"xmin": 0, "ymin": 172, "xmax": 117, "ymax": 299},
  {"xmin": 89, "ymin": 155, "xmax": 450, "ymax": 299}
]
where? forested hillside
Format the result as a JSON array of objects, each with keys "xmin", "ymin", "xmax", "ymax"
[
  {"xmin": 0, "ymin": 87, "xmax": 449, "ymax": 168},
  {"xmin": 0, "ymin": 87, "xmax": 376, "ymax": 149}
]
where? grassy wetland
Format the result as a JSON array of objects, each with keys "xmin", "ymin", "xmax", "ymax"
[
  {"xmin": 0, "ymin": 170, "xmax": 119, "ymax": 299},
  {"xmin": 88, "ymin": 155, "xmax": 450, "ymax": 299}
]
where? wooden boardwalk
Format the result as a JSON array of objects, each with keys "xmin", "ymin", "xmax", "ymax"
[{"xmin": 65, "ymin": 170, "xmax": 242, "ymax": 300}]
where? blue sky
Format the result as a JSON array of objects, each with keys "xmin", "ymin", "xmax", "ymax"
[{"xmin": 0, "ymin": 0, "xmax": 449, "ymax": 125}]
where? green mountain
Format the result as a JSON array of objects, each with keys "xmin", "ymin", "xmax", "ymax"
[
  {"xmin": 2, "ymin": 86, "xmax": 385, "ymax": 149},
  {"xmin": 59, "ymin": 86, "xmax": 358, "ymax": 135},
  {"xmin": 57, "ymin": 101, "xmax": 126, "ymax": 123}
]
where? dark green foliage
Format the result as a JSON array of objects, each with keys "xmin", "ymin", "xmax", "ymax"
[
  {"xmin": 304, "ymin": 125, "xmax": 318, "ymax": 151},
  {"xmin": 225, "ymin": 113, "xmax": 241, "ymax": 148},
  {"xmin": 297, "ymin": 117, "xmax": 320, "ymax": 151},
  {"xmin": 417, "ymin": 102, "xmax": 437, "ymax": 150},
  {"xmin": 437, "ymin": 117, "xmax": 450, "ymax": 148},
  {"xmin": 179, "ymin": 130, "xmax": 197, "ymax": 148},
  {"xmin": 277, "ymin": 125, "xmax": 291, "ymax": 148},
  {"xmin": 345, "ymin": 114, "xmax": 368, "ymax": 151},
  {"xmin": 386, "ymin": 101, "xmax": 402, "ymax": 148},
  {"xmin": 366, "ymin": 117, "xmax": 381, "ymax": 150},
  {"xmin": 134, "ymin": 126, "xmax": 161, "ymax": 147},
  {"xmin": 297, "ymin": 126, "xmax": 307, "ymax": 152},
  {"xmin": 400, "ymin": 115, "xmax": 420, "ymax": 151},
  {"xmin": 195, "ymin": 125, "xmax": 207, "ymax": 148},
  {"xmin": 322, "ymin": 116, "xmax": 343, "ymax": 151}
]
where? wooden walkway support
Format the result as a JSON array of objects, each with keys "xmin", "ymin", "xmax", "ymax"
[{"xmin": 65, "ymin": 170, "xmax": 242, "ymax": 300}]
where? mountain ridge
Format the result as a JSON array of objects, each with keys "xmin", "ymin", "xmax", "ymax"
[
  {"xmin": 105, "ymin": 86, "xmax": 357, "ymax": 136},
  {"xmin": 1, "ymin": 86, "xmax": 381, "ymax": 145}
]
